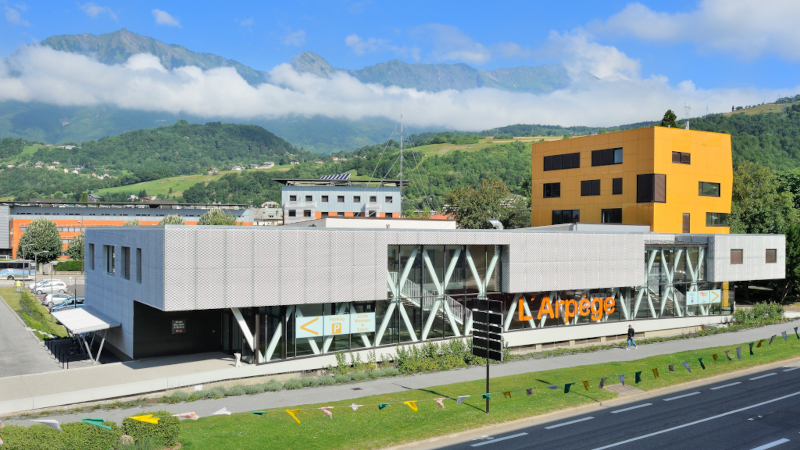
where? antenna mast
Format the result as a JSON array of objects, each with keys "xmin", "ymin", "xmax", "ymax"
[{"xmin": 399, "ymin": 114, "xmax": 403, "ymax": 196}]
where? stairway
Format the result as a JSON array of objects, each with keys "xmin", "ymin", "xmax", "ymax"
[{"xmin": 387, "ymin": 272, "xmax": 468, "ymax": 325}]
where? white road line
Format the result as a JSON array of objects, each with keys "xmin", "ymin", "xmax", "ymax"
[
  {"xmin": 750, "ymin": 373, "xmax": 777, "ymax": 381},
  {"xmin": 470, "ymin": 433, "xmax": 528, "ymax": 447},
  {"xmin": 783, "ymin": 367, "xmax": 800, "ymax": 372},
  {"xmin": 611, "ymin": 403, "xmax": 652, "ymax": 414},
  {"xmin": 545, "ymin": 417, "xmax": 594, "ymax": 429},
  {"xmin": 750, "ymin": 438, "xmax": 790, "ymax": 450},
  {"xmin": 710, "ymin": 382, "xmax": 741, "ymax": 390},
  {"xmin": 663, "ymin": 391, "xmax": 701, "ymax": 402},
  {"xmin": 590, "ymin": 390, "xmax": 800, "ymax": 450}
]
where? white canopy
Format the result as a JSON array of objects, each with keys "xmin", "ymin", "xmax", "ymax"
[{"xmin": 51, "ymin": 306, "xmax": 121, "ymax": 334}]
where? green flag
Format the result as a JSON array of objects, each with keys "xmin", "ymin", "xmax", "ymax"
[
  {"xmin": 482, "ymin": 393, "xmax": 492, "ymax": 400},
  {"xmin": 795, "ymin": 327, "xmax": 799, "ymax": 339},
  {"xmin": 698, "ymin": 358, "xmax": 705, "ymax": 370},
  {"xmin": 749, "ymin": 342, "xmax": 755, "ymax": 355},
  {"xmin": 251, "ymin": 411, "xmax": 265, "ymax": 415},
  {"xmin": 564, "ymin": 383, "xmax": 576, "ymax": 394},
  {"xmin": 635, "ymin": 371, "xmax": 642, "ymax": 384},
  {"xmin": 81, "ymin": 419, "xmax": 111, "ymax": 430},
  {"xmin": 378, "ymin": 403, "xmax": 390, "ymax": 410}
]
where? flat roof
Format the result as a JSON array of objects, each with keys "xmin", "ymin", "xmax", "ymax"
[
  {"xmin": 6, "ymin": 201, "xmax": 247, "ymax": 209},
  {"xmin": 51, "ymin": 306, "xmax": 121, "ymax": 334},
  {"xmin": 274, "ymin": 178, "xmax": 409, "ymax": 187}
]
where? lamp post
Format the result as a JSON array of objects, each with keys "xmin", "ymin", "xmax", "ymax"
[
  {"xmin": 21, "ymin": 243, "xmax": 33, "ymax": 279},
  {"xmin": 33, "ymin": 250, "xmax": 47, "ymax": 289}
]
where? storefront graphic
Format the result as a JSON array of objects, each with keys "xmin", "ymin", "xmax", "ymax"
[
  {"xmin": 687, "ymin": 290, "xmax": 722, "ymax": 305},
  {"xmin": 297, "ymin": 313, "xmax": 376, "ymax": 338}
]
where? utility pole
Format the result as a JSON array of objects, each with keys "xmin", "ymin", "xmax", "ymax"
[{"xmin": 399, "ymin": 114, "xmax": 403, "ymax": 198}]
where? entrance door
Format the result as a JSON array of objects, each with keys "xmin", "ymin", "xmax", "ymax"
[{"xmin": 682, "ymin": 213, "xmax": 690, "ymax": 233}]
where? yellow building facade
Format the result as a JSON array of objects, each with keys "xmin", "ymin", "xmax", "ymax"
[{"xmin": 530, "ymin": 126, "xmax": 732, "ymax": 234}]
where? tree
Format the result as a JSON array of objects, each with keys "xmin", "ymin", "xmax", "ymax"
[
  {"xmin": 159, "ymin": 215, "xmax": 185, "ymax": 225},
  {"xmin": 138, "ymin": 189, "xmax": 148, "ymax": 199},
  {"xmin": 65, "ymin": 232, "xmax": 84, "ymax": 261},
  {"xmin": 79, "ymin": 192, "xmax": 88, "ymax": 203},
  {"xmin": 197, "ymin": 208, "xmax": 237, "ymax": 225},
  {"xmin": 778, "ymin": 221, "xmax": 800, "ymax": 302},
  {"xmin": 17, "ymin": 218, "xmax": 62, "ymax": 266},
  {"xmin": 123, "ymin": 220, "xmax": 140, "ymax": 226},
  {"xmin": 443, "ymin": 179, "xmax": 530, "ymax": 229},
  {"xmin": 660, "ymin": 110, "xmax": 678, "ymax": 128},
  {"xmin": 730, "ymin": 162, "xmax": 796, "ymax": 235}
]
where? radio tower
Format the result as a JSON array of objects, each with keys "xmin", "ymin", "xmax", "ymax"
[{"xmin": 684, "ymin": 104, "xmax": 692, "ymax": 130}]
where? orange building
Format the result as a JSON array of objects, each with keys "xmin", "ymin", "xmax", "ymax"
[{"xmin": 530, "ymin": 127, "xmax": 732, "ymax": 233}]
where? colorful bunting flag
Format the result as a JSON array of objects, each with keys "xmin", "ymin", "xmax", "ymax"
[
  {"xmin": 129, "ymin": 414, "xmax": 159, "ymax": 425},
  {"xmin": 652, "ymin": 368, "xmax": 659, "ymax": 378},
  {"xmin": 756, "ymin": 339, "xmax": 765, "ymax": 348},
  {"xmin": 564, "ymin": 383, "xmax": 575, "ymax": 394},
  {"xmin": 319, "ymin": 407, "xmax": 333, "ymax": 419},
  {"xmin": 547, "ymin": 385, "xmax": 558, "ymax": 390},
  {"xmin": 737, "ymin": 346, "xmax": 742, "ymax": 360},
  {"xmin": 32, "ymin": 419, "xmax": 62, "ymax": 431},
  {"xmin": 81, "ymin": 419, "xmax": 111, "ymax": 430},
  {"xmin": 434, "ymin": 398, "xmax": 445, "ymax": 409},
  {"xmin": 682, "ymin": 361, "xmax": 691, "ymax": 373},
  {"xmin": 526, "ymin": 388, "xmax": 533, "ymax": 397},
  {"xmin": 769, "ymin": 335, "xmax": 776, "ymax": 346},
  {"xmin": 171, "ymin": 413, "xmax": 199, "ymax": 421},
  {"xmin": 617, "ymin": 374, "xmax": 625, "ymax": 386},
  {"xmin": 635, "ymin": 371, "xmax": 642, "ymax": 384},
  {"xmin": 212, "ymin": 407, "xmax": 231, "ymax": 416},
  {"xmin": 795, "ymin": 327, "xmax": 799, "ymax": 339},
  {"xmin": 712, "ymin": 354, "xmax": 718, "ymax": 361},
  {"xmin": 503, "ymin": 391, "xmax": 512, "ymax": 399},
  {"xmin": 725, "ymin": 350, "xmax": 732, "ymax": 361},
  {"xmin": 0, "ymin": 421, "xmax": 3, "ymax": 428},
  {"xmin": 783, "ymin": 331, "xmax": 788, "ymax": 342},
  {"xmin": 457, "ymin": 396, "xmax": 470, "ymax": 405},
  {"xmin": 599, "ymin": 377, "xmax": 608, "ymax": 389},
  {"xmin": 482, "ymin": 393, "xmax": 492, "ymax": 400},
  {"xmin": 378, "ymin": 403, "xmax": 390, "ymax": 410},
  {"xmin": 749, "ymin": 342, "xmax": 755, "ymax": 355},
  {"xmin": 286, "ymin": 410, "xmax": 301, "ymax": 425},
  {"xmin": 404, "ymin": 401, "xmax": 418, "ymax": 412},
  {"xmin": 582, "ymin": 381, "xmax": 589, "ymax": 391},
  {"xmin": 350, "ymin": 403, "xmax": 363, "ymax": 411},
  {"xmin": 669, "ymin": 364, "xmax": 675, "ymax": 372},
  {"xmin": 698, "ymin": 358, "xmax": 705, "ymax": 370}
]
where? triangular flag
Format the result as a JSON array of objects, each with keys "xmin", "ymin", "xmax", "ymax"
[
  {"xmin": 129, "ymin": 414, "xmax": 159, "ymax": 425},
  {"xmin": 526, "ymin": 388, "xmax": 533, "ymax": 397},
  {"xmin": 32, "ymin": 419, "xmax": 62, "ymax": 431},
  {"xmin": 652, "ymin": 368, "xmax": 659, "ymax": 378},
  {"xmin": 582, "ymin": 381, "xmax": 589, "ymax": 391},
  {"xmin": 698, "ymin": 358, "xmax": 705, "ymax": 370},
  {"xmin": 379, "ymin": 403, "xmax": 390, "ymax": 410},
  {"xmin": 286, "ymin": 410, "xmax": 301, "ymax": 425},
  {"xmin": 669, "ymin": 364, "xmax": 675, "ymax": 372},
  {"xmin": 404, "ymin": 401, "xmax": 418, "ymax": 412},
  {"xmin": 635, "ymin": 371, "xmax": 642, "ymax": 384},
  {"xmin": 251, "ymin": 411, "xmax": 265, "ymax": 416},
  {"xmin": 749, "ymin": 342, "xmax": 755, "ymax": 355},
  {"xmin": 434, "ymin": 398, "xmax": 445, "ymax": 409},
  {"xmin": 0, "ymin": 420, "xmax": 3, "ymax": 428},
  {"xmin": 81, "ymin": 418, "xmax": 111, "ymax": 430},
  {"xmin": 502, "ymin": 391, "xmax": 511, "ymax": 398},
  {"xmin": 482, "ymin": 393, "xmax": 492, "ymax": 400},
  {"xmin": 756, "ymin": 339, "xmax": 765, "ymax": 348},
  {"xmin": 725, "ymin": 350, "xmax": 732, "ymax": 361},
  {"xmin": 795, "ymin": 327, "xmax": 799, "ymax": 339},
  {"xmin": 599, "ymin": 377, "xmax": 608, "ymax": 389},
  {"xmin": 547, "ymin": 385, "xmax": 558, "ymax": 390},
  {"xmin": 737, "ymin": 346, "xmax": 742, "ymax": 360},
  {"xmin": 783, "ymin": 331, "xmax": 788, "ymax": 342},
  {"xmin": 682, "ymin": 361, "xmax": 692, "ymax": 373},
  {"xmin": 457, "ymin": 395, "xmax": 470, "ymax": 405},
  {"xmin": 564, "ymin": 382, "xmax": 576, "ymax": 394},
  {"xmin": 213, "ymin": 407, "xmax": 231, "ymax": 416},
  {"xmin": 350, "ymin": 403, "xmax": 363, "ymax": 411},
  {"xmin": 319, "ymin": 407, "xmax": 333, "ymax": 419},
  {"xmin": 769, "ymin": 335, "xmax": 776, "ymax": 346},
  {"xmin": 712, "ymin": 354, "xmax": 718, "ymax": 361},
  {"xmin": 617, "ymin": 374, "xmax": 625, "ymax": 386}
]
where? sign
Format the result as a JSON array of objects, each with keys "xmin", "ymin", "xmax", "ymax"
[
  {"xmin": 472, "ymin": 346, "xmax": 503, "ymax": 362},
  {"xmin": 296, "ymin": 313, "xmax": 376, "ymax": 338},
  {"xmin": 535, "ymin": 296, "xmax": 615, "ymax": 322},
  {"xmin": 687, "ymin": 290, "xmax": 722, "ymax": 306},
  {"xmin": 172, "ymin": 320, "xmax": 186, "ymax": 335},
  {"xmin": 296, "ymin": 316, "xmax": 322, "ymax": 338},
  {"xmin": 472, "ymin": 329, "xmax": 503, "ymax": 341},
  {"xmin": 473, "ymin": 337, "xmax": 503, "ymax": 352},
  {"xmin": 473, "ymin": 310, "xmax": 503, "ymax": 327},
  {"xmin": 324, "ymin": 315, "xmax": 350, "ymax": 336},
  {"xmin": 474, "ymin": 299, "xmax": 503, "ymax": 313},
  {"xmin": 350, "ymin": 312, "xmax": 376, "ymax": 334}
]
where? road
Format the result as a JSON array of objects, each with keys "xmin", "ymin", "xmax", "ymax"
[
  {"xmin": 0, "ymin": 291, "xmax": 60, "ymax": 377},
  {"xmin": 435, "ymin": 364, "xmax": 800, "ymax": 450}
]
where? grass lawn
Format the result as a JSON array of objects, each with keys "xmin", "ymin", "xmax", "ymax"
[
  {"xmin": 723, "ymin": 103, "xmax": 784, "ymax": 117},
  {"xmin": 179, "ymin": 334, "xmax": 800, "ymax": 449},
  {"xmin": 0, "ymin": 287, "xmax": 68, "ymax": 339}
]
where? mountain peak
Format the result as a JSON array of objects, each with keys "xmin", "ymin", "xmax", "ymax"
[{"xmin": 290, "ymin": 51, "xmax": 337, "ymax": 78}]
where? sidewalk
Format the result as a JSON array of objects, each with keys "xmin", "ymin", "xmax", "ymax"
[{"xmin": 2, "ymin": 320, "xmax": 798, "ymax": 425}]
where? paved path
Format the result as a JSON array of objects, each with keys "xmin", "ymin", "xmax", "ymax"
[
  {"xmin": 0, "ymin": 293, "xmax": 59, "ymax": 378},
  {"xmin": 3, "ymin": 320, "xmax": 798, "ymax": 426}
]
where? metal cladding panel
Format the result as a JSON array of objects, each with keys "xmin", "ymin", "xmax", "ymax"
[
  {"xmin": 0, "ymin": 205, "xmax": 9, "ymax": 249},
  {"xmin": 224, "ymin": 229, "xmax": 255, "ymax": 308},
  {"xmin": 702, "ymin": 234, "xmax": 786, "ymax": 282}
]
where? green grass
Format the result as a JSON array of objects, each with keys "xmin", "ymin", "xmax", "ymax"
[
  {"xmin": 178, "ymin": 334, "xmax": 800, "ymax": 449},
  {"xmin": 0, "ymin": 287, "xmax": 68, "ymax": 339},
  {"xmin": 724, "ymin": 103, "xmax": 786, "ymax": 117}
]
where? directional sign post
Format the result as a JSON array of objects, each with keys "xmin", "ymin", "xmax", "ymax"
[{"xmin": 472, "ymin": 298, "xmax": 503, "ymax": 414}]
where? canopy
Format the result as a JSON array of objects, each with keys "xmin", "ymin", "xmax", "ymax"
[{"xmin": 51, "ymin": 306, "xmax": 120, "ymax": 334}]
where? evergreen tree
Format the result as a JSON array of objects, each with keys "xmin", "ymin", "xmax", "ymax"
[{"xmin": 660, "ymin": 110, "xmax": 678, "ymax": 128}]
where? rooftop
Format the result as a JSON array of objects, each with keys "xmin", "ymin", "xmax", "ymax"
[{"xmin": 274, "ymin": 178, "xmax": 409, "ymax": 187}]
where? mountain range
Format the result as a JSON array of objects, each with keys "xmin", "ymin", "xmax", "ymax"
[{"xmin": 0, "ymin": 29, "xmax": 571, "ymax": 152}]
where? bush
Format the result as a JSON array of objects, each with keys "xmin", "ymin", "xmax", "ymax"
[
  {"xmin": 351, "ymin": 371, "xmax": 368, "ymax": 381},
  {"xmin": 244, "ymin": 384, "xmax": 267, "ymax": 395},
  {"xmin": 301, "ymin": 377, "xmax": 319, "ymax": 388},
  {"xmin": 122, "ymin": 410, "xmax": 180, "ymax": 448},
  {"xmin": 317, "ymin": 375, "xmax": 335, "ymax": 386},
  {"xmin": 283, "ymin": 378, "xmax": 303, "ymax": 390},
  {"xmin": 0, "ymin": 421, "xmax": 122, "ymax": 450},
  {"xmin": 162, "ymin": 390, "xmax": 190, "ymax": 404},
  {"xmin": 734, "ymin": 302, "xmax": 784, "ymax": 324},
  {"xmin": 264, "ymin": 379, "xmax": 283, "ymax": 391},
  {"xmin": 394, "ymin": 340, "xmax": 486, "ymax": 374},
  {"xmin": 224, "ymin": 385, "xmax": 246, "ymax": 396},
  {"xmin": 54, "ymin": 260, "xmax": 83, "ymax": 271},
  {"xmin": 334, "ymin": 374, "xmax": 352, "ymax": 383}
]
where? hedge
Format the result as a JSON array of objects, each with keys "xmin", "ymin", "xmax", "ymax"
[
  {"xmin": 122, "ymin": 410, "xmax": 180, "ymax": 448},
  {"xmin": 53, "ymin": 260, "xmax": 83, "ymax": 271},
  {"xmin": 0, "ymin": 421, "xmax": 122, "ymax": 450}
]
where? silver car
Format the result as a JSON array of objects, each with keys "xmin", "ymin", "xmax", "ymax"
[
  {"xmin": 42, "ymin": 292, "xmax": 71, "ymax": 307},
  {"xmin": 34, "ymin": 280, "xmax": 68, "ymax": 295}
]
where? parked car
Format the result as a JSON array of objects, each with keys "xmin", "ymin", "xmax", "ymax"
[
  {"xmin": 33, "ymin": 280, "xmax": 67, "ymax": 295},
  {"xmin": 42, "ymin": 292, "xmax": 71, "ymax": 307},
  {"xmin": 28, "ymin": 279, "xmax": 52, "ymax": 291},
  {"xmin": 50, "ymin": 296, "xmax": 85, "ymax": 313}
]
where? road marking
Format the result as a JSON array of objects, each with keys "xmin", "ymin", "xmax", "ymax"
[
  {"xmin": 590, "ymin": 390, "xmax": 800, "ymax": 449},
  {"xmin": 663, "ymin": 391, "xmax": 701, "ymax": 402},
  {"xmin": 545, "ymin": 417, "xmax": 594, "ymax": 429},
  {"xmin": 710, "ymin": 382, "xmax": 741, "ymax": 390},
  {"xmin": 750, "ymin": 438, "xmax": 790, "ymax": 450},
  {"xmin": 470, "ymin": 433, "xmax": 528, "ymax": 447},
  {"xmin": 783, "ymin": 367, "xmax": 800, "ymax": 372},
  {"xmin": 750, "ymin": 373, "xmax": 777, "ymax": 381},
  {"xmin": 611, "ymin": 403, "xmax": 652, "ymax": 414}
]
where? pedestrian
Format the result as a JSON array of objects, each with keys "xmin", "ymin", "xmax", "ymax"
[
  {"xmin": 627, "ymin": 325, "xmax": 638, "ymax": 350},
  {"xmin": 15, "ymin": 279, "xmax": 20, "ymax": 293}
]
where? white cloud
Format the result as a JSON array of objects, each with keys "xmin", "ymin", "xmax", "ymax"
[
  {"xmin": 237, "ymin": 18, "xmax": 254, "ymax": 31},
  {"xmin": 593, "ymin": 0, "xmax": 800, "ymax": 60},
  {"xmin": 345, "ymin": 34, "xmax": 420, "ymax": 61},
  {"xmin": 282, "ymin": 29, "xmax": 306, "ymax": 47},
  {"xmin": 546, "ymin": 30, "xmax": 641, "ymax": 80},
  {"xmin": 80, "ymin": 3, "xmax": 116, "ymax": 20},
  {"xmin": 413, "ymin": 24, "xmax": 492, "ymax": 65},
  {"xmin": 0, "ymin": 45, "xmax": 790, "ymax": 132},
  {"xmin": 151, "ymin": 9, "xmax": 180, "ymax": 28},
  {"xmin": 5, "ymin": 5, "xmax": 29, "ymax": 26}
]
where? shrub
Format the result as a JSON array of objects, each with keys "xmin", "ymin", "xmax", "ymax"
[
  {"xmin": 207, "ymin": 387, "xmax": 225, "ymax": 399},
  {"xmin": 351, "ymin": 371, "xmax": 368, "ymax": 381},
  {"xmin": 300, "ymin": 377, "xmax": 318, "ymax": 388},
  {"xmin": 122, "ymin": 410, "xmax": 180, "ymax": 448},
  {"xmin": 334, "ymin": 374, "xmax": 352, "ymax": 383},
  {"xmin": 244, "ymin": 384, "xmax": 267, "ymax": 395},
  {"xmin": 734, "ymin": 302, "xmax": 784, "ymax": 324},
  {"xmin": 224, "ymin": 385, "xmax": 246, "ymax": 396},
  {"xmin": 317, "ymin": 375, "xmax": 335, "ymax": 386},
  {"xmin": 0, "ymin": 421, "xmax": 122, "ymax": 450},
  {"xmin": 166, "ymin": 390, "xmax": 190, "ymax": 403},
  {"xmin": 54, "ymin": 260, "xmax": 83, "ymax": 271},
  {"xmin": 264, "ymin": 379, "xmax": 283, "ymax": 391},
  {"xmin": 283, "ymin": 378, "xmax": 303, "ymax": 390}
]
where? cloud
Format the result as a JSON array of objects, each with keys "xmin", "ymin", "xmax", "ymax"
[
  {"xmin": 237, "ymin": 18, "xmax": 254, "ymax": 31},
  {"xmin": 593, "ymin": 0, "xmax": 800, "ymax": 60},
  {"xmin": 546, "ymin": 30, "xmax": 640, "ymax": 80},
  {"xmin": 5, "ymin": 5, "xmax": 29, "ymax": 26},
  {"xmin": 413, "ymin": 24, "xmax": 491, "ymax": 65},
  {"xmin": 0, "ymin": 45, "xmax": 789, "ymax": 132},
  {"xmin": 282, "ymin": 29, "xmax": 306, "ymax": 46},
  {"xmin": 345, "ymin": 34, "xmax": 420, "ymax": 61},
  {"xmin": 80, "ymin": 3, "xmax": 116, "ymax": 20},
  {"xmin": 151, "ymin": 9, "xmax": 180, "ymax": 28}
]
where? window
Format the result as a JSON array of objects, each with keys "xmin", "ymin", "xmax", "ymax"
[
  {"xmin": 122, "ymin": 247, "xmax": 130, "ymax": 280},
  {"xmin": 338, "ymin": 196, "xmax": 345, "ymax": 203},
  {"xmin": 731, "ymin": 249, "xmax": 743, "ymax": 264},
  {"xmin": 612, "ymin": 178, "xmax": 623, "ymax": 195},
  {"xmin": 672, "ymin": 152, "xmax": 691, "ymax": 164},
  {"xmin": 601, "ymin": 208, "xmax": 622, "ymax": 224},
  {"xmin": 353, "ymin": 196, "xmax": 360, "ymax": 202},
  {"xmin": 581, "ymin": 179, "xmax": 601, "ymax": 196},
  {"xmin": 305, "ymin": 195, "xmax": 312, "ymax": 202},
  {"xmin": 321, "ymin": 195, "xmax": 329, "ymax": 203},
  {"xmin": 552, "ymin": 210, "xmax": 580, "ymax": 225},
  {"xmin": 103, "ymin": 245, "xmax": 115, "ymax": 274},
  {"xmin": 89, "ymin": 244, "xmax": 94, "ymax": 270},
  {"xmin": 353, "ymin": 212, "xmax": 362, "ymax": 217},
  {"xmin": 368, "ymin": 210, "xmax": 377, "ymax": 217},
  {"xmin": 321, "ymin": 212, "xmax": 328, "ymax": 217},
  {"xmin": 386, "ymin": 196, "xmax": 393, "ymax": 203},
  {"xmin": 386, "ymin": 213, "xmax": 393, "ymax": 218},
  {"xmin": 637, "ymin": 174, "xmax": 667, "ymax": 203},
  {"xmin": 543, "ymin": 182, "xmax": 561, "ymax": 198},
  {"xmin": 699, "ymin": 182, "xmax": 721, "ymax": 197},
  {"xmin": 766, "ymin": 249, "xmax": 777, "ymax": 264},
  {"xmin": 289, "ymin": 195, "xmax": 297, "ymax": 201},
  {"xmin": 303, "ymin": 210, "xmax": 312, "ymax": 217},
  {"xmin": 543, "ymin": 152, "xmax": 580, "ymax": 171},
  {"xmin": 706, "ymin": 212, "xmax": 729, "ymax": 226},
  {"xmin": 369, "ymin": 196, "xmax": 377, "ymax": 202},
  {"xmin": 591, "ymin": 148, "xmax": 623, "ymax": 166},
  {"xmin": 136, "ymin": 248, "xmax": 142, "ymax": 283},
  {"xmin": 288, "ymin": 210, "xmax": 296, "ymax": 217}
]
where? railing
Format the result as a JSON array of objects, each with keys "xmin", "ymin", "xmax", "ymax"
[{"xmin": 388, "ymin": 271, "xmax": 468, "ymax": 324}]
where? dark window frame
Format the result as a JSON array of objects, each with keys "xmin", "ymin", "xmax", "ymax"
[
  {"xmin": 706, "ymin": 212, "xmax": 729, "ymax": 227},
  {"xmin": 305, "ymin": 195, "xmax": 313, "ymax": 202},
  {"xmin": 601, "ymin": 208, "xmax": 622, "ymax": 224},
  {"xmin": 581, "ymin": 179, "xmax": 601, "ymax": 196},
  {"xmin": 136, "ymin": 248, "xmax": 142, "ymax": 283},
  {"xmin": 338, "ymin": 196, "xmax": 345, "ymax": 203},
  {"xmin": 289, "ymin": 195, "xmax": 297, "ymax": 202},
  {"xmin": 766, "ymin": 249, "xmax": 777, "ymax": 264},
  {"xmin": 591, "ymin": 148, "xmax": 623, "ymax": 167},
  {"xmin": 731, "ymin": 249, "xmax": 743, "ymax": 264},
  {"xmin": 321, "ymin": 195, "xmax": 329, "ymax": 203},
  {"xmin": 552, "ymin": 209, "xmax": 580, "ymax": 225},
  {"xmin": 544, "ymin": 152, "xmax": 580, "ymax": 171},
  {"xmin": 353, "ymin": 196, "xmax": 360, "ymax": 203},
  {"xmin": 672, "ymin": 152, "xmax": 691, "ymax": 164},
  {"xmin": 637, "ymin": 174, "xmax": 666, "ymax": 203},
  {"xmin": 369, "ymin": 196, "xmax": 377, "ymax": 202},
  {"xmin": 699, "ymin": 182, "xmax": 721, "ymax": 197},
  {"xmin": 121, "ymin": 246, "xmax": 131, "ymax": 280},
  {"xmin": 288, "ymin": 210, "xmax": 296, "ymax": 217},
  {"xmin": 612, "ymin": 178, "xmax": 623, "ymax": 195},
  {"xmin": 543, "ymin": 182, "xmax": 561, "ymax": 198},
  {"xmin": 386, "ymin": 196, "xmax": 393, "ymax": 203},
  {"xmin": 303, "ymin": 210, "xmax": 312, "ymax": 217},
  {"xmin": 88, "ymin": 243, "xmax": 95, "ymax": 271}
]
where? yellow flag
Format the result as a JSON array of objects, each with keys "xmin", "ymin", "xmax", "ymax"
[
  {"xmin": 582, "ymin": 381, "xmax": 589, "ymax": 391},
  {"xmin": 128, "ymin": 414, "xmax": 159, "ymax": 425},
  {"xmin": 652, "ymin": 368, "xmax": 659, "ymax": 378},
  {"xmin": 756, "ymin": 339, "xmax": 765, "ymax": 348},
  {"xmin": 502, "ymin": 391, "xmax": 511, "ymax": 398},
  {"xmin": 286, "ymin": 409, "xmax": 301, "ymax": 424},
  {"xmin": 712, "ymin": 354, "xmax": 718, "ymax": 361},
  {"xmin": 404, "ymin": 401, "xmax": 418, "ymax": 412}
]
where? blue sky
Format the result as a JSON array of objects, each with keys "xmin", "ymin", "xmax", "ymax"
[{"xmin": 1, "ymin": 0, "xmax": 798, "ymax": 128}]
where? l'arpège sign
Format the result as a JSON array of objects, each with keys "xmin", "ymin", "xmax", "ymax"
[{"xmin": 518, "ymin": 296, "xmax": 615, "ymax": 323}]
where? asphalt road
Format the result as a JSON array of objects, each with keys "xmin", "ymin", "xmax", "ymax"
[
  {"xmin": 0, "ymin": 292, "xmax": 60, "ymax": 377},
  {"xmin": 439, "ymin": 365, "xmax": 800, "ymax": 450}
]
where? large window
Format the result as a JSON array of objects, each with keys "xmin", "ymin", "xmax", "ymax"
[
  {"xmin": 706, "ymin": 212, "xmax": 729, "ymax": 226},
  {"xmin": 89, "ymin": 243, "xmax": 94, "ymax": 271},
  {"xmin": 544, "ymin": 152, "xmax": 580, "ymax": 171},
  {"xmin": 699, "ymin": 182, "xmax": 720, "ymax": 197},
  {"xmin": 731, "ymin": 249, "xmax": 743, "ymax": 264},
  {"xmin": 672, "ymin": 152, "xmax": 691, "ymax": 164},
  {"xmin": 136, "ymin": 248, "xmax": 142, "ymax": 283},
  {"xmin": 766, "ymin": 249, "xmax": 777, "ymax": 264},
  {"xmin": 103, "ymin": 245, "xmax": 114, "ymax": 274},
  {"xmin": 543, "ymin": 182, "xmax": 561, "ymax": 198},
  {"xmin": 612, "ymin": 178, "xmax": 623, "ymax": 195},
  {"xmin": 637, "ymin": 174, "xmax": 667, "ymax": 203},
  {"xmin": 601, "ymin": 208, "xmax": 622, "ymax": 223},
  {"xmin": 581, "ymin": 179, "xmax": 601, "ymax": 196},
  {"xmin": 121, "ymin": 246, "xmax": 131, "ymax": 280},
  {"xmin": 591, "ymin": 148, "xmax": 623, "ymax": 166},
  {"xmin": 552, "ymin": 209, "xmax": 580, "ymax": 225}
]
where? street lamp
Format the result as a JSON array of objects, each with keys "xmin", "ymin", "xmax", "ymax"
[
  {"xmin": 20, "ymin": 243, "xmax": 33, "ymax": 279},
  {"xmin": 33, "ymin": 250, "xmax": 47, "ymax": 287}
]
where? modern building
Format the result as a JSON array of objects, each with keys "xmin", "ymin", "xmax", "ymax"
[
  {"xmin": 1, "ymin": 200, "xmax": 253, "ymax": 258},
  {"xmin": 277, "ymin": 176, "xmax": 407, "ymax": 225},
  {"xmin": 82, "ymin": 224, "xmax": 783, "ymax": 364},
  {"xmin": 531, "ymin": 127, "xmax": 732, "ymax": 234},
  {"xmin": 252, "ymin": 207, "xmax": 283, "ymax": 226}
]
